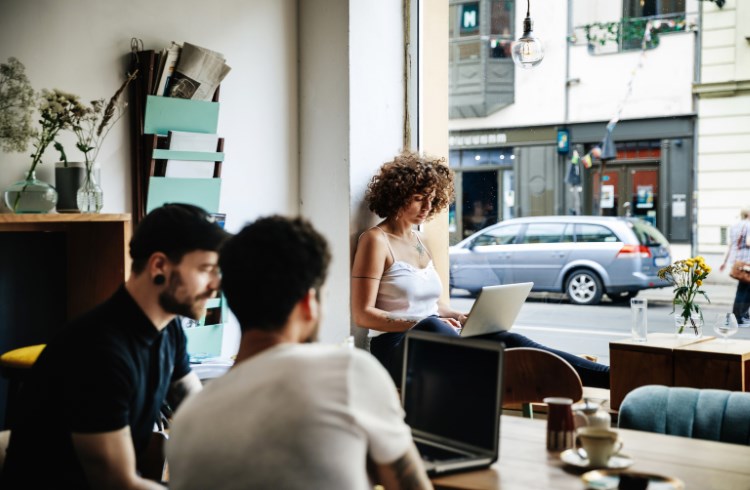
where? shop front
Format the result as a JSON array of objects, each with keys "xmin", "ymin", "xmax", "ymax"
[{"xmin": 449, "ymin": 116, "xmax": 695, "ymax": 246}]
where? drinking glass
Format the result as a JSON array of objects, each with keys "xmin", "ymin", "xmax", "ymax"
[
  {"xmin": 713, "ymin": 313, "xmax": 738, "ymax": 342},
  {"xmin": 630, "ymin": 298, "xmax": 648, "ymax": 342}
]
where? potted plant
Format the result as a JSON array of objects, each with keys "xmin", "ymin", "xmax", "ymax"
[
  {"xmin": 3, "ymin": 83, "xmax": 84, "ymax": 213},
  {"xmin": 658, "ymin": 256, "xmax": 712, "ymax": 337},
  {"xmin": 66, "ymin": 70, "xmax": 137, "ymax": 213},
  {"xmin": 0, "ymin": 57, "xmax": 42, "ymax": 213},
  {"xmin": 0, "ymin": 58, "xmax": 35, "ymax": 154}
]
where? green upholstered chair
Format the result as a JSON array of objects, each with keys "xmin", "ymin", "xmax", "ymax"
[{"xmin": 618, "ymin": 385, "xmax": 750, "ymax": 445}]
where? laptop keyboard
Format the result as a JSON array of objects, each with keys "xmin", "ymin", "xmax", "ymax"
[{"xmin": 416, "ymin": 441, "xmax": 468, "ymax": 462}]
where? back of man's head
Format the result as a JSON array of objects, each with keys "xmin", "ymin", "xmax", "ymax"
[
  {"xmin": 741, "ymin": 208, "xmax": 750, "ymax": 220},
  {"xmin": 220, "ymin": 215, "xmax": 331, "ymax": 332},
  {"xmin": 130, "ymin": 203, "xmax": 231, "ymax": 274}
]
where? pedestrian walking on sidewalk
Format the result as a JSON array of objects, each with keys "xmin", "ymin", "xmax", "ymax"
[{"xmin": 720, "ymin": 208, "xmax": 750, "ymax": 326}]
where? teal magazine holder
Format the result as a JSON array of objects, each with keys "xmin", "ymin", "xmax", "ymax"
[{"xmin": 142, "ymin": 95, "xmax": 226, "ymax": 358}]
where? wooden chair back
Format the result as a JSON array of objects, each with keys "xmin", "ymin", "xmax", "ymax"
[{"xmin": 503, "ymin": 347, "xmax": 583, "ymax": 416}]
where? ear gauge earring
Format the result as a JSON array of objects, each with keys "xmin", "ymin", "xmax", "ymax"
[{"xmin": 153, "ymin": 274, "xmax": 166, "ymax": 286}]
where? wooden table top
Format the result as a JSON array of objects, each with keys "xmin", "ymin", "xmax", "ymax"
[
  {"xmin": 610, "ymin": 332, "xmax": 714, "ymax": 350},
  {"xmin": 676, "ymin": 338, "xmax": 750, "ymax": 357},
  {"xmin": 431, "ymin": 416, "xmax": 750, "ymax": 489}
]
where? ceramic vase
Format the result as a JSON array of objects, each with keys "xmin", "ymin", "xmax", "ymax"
[{"xmin": 55, "ymin": 162, "xmax": 86, "ymax": 213}]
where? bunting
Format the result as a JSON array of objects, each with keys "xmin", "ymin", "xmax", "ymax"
[{"xmin": 569, "ymin": 20, "xmax": 653, "ymax": 177}]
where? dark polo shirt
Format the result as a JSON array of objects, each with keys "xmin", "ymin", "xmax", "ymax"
[{"xmin": 1, "ymin": 285, "xmax": 191, "ymax": 489}]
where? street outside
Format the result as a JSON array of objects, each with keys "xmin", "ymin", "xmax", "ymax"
[{"xmin": 450, "ymin": 281, "xmax": 746, "ymax": 367}]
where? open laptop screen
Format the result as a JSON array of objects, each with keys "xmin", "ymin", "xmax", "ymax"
[{"xmin": 402, "ymin": 331, "xmax": 503, "ymax": 452}]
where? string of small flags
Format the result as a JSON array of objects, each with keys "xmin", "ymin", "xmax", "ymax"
[{"xmin": 568, "ymin": 20, "xmax": 654, "ymax": 175}]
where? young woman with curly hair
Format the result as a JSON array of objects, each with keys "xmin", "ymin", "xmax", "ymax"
[{"xmin": 351, "ymin": 151, "xmax": 610, "ymax": 389}]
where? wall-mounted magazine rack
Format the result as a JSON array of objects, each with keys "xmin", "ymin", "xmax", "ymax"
[{"xmin": 128, "ymin": 49, "xmax": 226, "ymax": 358}]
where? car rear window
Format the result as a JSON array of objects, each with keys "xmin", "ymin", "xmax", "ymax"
[
  {"xmin": 629, "ymin": 219, "xmax": 670, "ymax": 247},
  {"xmin": 575, "ymin": 224, "xmax": 619, "ymax": 243}
]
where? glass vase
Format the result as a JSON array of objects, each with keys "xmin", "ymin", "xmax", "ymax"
[
  {"xmin": 675, "ymin": 312, "xmax": 703, "ymax": 338},
  {"xmin": 3, "ymin": 171, "xmax": 58, "ymax": 214},
  {"xmin": 76, "ymin": 166, "xmax": 103, "ymax": 213}
]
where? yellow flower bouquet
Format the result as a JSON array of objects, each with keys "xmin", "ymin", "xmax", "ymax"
[{"xmin": 658, "ymin": 256, "xmax": 711, "ymax": 335}]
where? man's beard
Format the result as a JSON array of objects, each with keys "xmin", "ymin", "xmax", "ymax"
[{"xmin": 158, "ymin": 270, "xmax": 214, "ymax": 320}]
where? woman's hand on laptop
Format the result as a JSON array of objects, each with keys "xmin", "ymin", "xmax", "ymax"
[
  {"xmin": 437, "ymin": 302, "xmax": 469, "ymax": 333},
  {"xmin": 437, "ymin": 313, "xmax": 468, "ymax": 334}
]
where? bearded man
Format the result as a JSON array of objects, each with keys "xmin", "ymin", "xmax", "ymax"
[{"xmin": 1, "ymin": 203, "xmax": 230, "ymax": 490}]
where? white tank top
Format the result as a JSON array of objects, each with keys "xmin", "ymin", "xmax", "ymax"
[{"xmin": 369, "ymin": 228, "xmax": 441, "ymax": 338}]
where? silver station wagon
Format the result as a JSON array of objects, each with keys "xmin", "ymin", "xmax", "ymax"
[{"xmin": 449, "ymin": 216, "xmax": 672, "ymax": 305}]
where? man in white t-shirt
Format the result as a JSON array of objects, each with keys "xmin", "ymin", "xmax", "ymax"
[{"xmin": 167, "ymin": 216, "xmax": 431, "ymax": 490}]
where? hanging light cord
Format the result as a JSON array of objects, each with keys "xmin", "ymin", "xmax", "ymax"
[{"xmin": 526, "ymin": 0, "xmax": 531, "ymax": 18}]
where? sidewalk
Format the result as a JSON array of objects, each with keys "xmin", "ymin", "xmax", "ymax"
[{"xmin": 640, "ymin": 280, "xmax": 736, "ymax": 307}]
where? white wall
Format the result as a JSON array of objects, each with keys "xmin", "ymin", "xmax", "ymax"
[
  {"xmin": 1, "ymin": 0, "xmax": 441, "ymax": 352},
  {"xmin": 695, "ymin": 0, "xmax": 750, "ymax": 260},
  {"xmin": 701, "ymin": 0, "xmax": 744, "ymax": 83},
  {"xmin": 568, "ymin": 33, "xmax": 695, "ymax": 122},
  {"xmin": 0, "ymin": 0, "xmax": 298, "ymax": 225},
  {"xmin": 1, "ymin": 0, "xmax": 299, "ymax": 356},
  {"xmin": 299, "ymin": 0, "xmax": 407, "ymax": 345}
]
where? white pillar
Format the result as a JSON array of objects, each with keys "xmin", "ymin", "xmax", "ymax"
[{"xmin": 299, "ymin": 0, "xmax": 448, "ymax": 344}]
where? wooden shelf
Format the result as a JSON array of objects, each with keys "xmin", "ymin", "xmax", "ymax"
[{"xmin": 0, "ymin": 213, "xmax": 131, "ymax": 224}]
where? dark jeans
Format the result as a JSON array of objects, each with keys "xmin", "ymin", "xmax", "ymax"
[
  {"xmin": 733, "ymin": 280, "xmax": 750, "ymax": 323},
  {"xmin": 369, "ymin": 316, "xmax": 610, "ymax": 389}
]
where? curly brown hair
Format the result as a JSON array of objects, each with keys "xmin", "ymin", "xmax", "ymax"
[{"xmin": 365, "ymin": 151, "xmax": 455, "ymax": 219}]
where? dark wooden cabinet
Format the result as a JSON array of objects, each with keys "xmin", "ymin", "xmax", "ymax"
[{"xmin": 0, "ymin": 214, "xmax": 131, "ymax": 425}]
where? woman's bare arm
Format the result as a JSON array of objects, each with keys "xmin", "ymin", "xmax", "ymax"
[{"xmin": 351, "ymin": 230, "xmax": 419, "ymax": 332}]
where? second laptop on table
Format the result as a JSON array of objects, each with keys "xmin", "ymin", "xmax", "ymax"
[{"xmin": 401, "ymin": 330, "xmax": 505, "ymax": 476}]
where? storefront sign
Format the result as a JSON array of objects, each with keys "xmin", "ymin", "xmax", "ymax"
[
  {"xmin": 672, "ymin": 194, "xmax": 686, "ymax": 218},
  {"xmin": 557, "ymin": 129, "xmax": 570, "ymax": 154},
  {"xmin": 601, "ymin": 185, "xmax": 615, "ymax": 209},
  {"xmin": 636, "ymin": 185, "xmax": 654, "ymax": 209},
  {"xmin": 460, "ymin": 3, "xmax": 479, "ymax": 34}
]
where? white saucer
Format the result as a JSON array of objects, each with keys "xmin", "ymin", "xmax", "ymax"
[
  {"xmin": 560, "ymin": 448, "xmax": 634, "ymax": 469},
  {"xmin": 582, "ymin": 470, "xmax": 685, "ymax": 490}
]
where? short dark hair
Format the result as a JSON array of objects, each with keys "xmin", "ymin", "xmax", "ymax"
[
  {"xmin": 130, "ymin": 203, "xmax": 231, "ymax": 273},
  {"xmin": 219, "ymin": 215, "xmax": 331, "ymax": 332},
  {"xmin": 366, "ymin": 150, "xmax": 454, "ymax": 219}
]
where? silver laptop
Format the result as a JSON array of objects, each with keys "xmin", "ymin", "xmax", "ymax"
[
  {"xmin": 401, "ymin": 330, "xmax": 504, "ymax": 476},
  {"xmin": 460, "ymin": 282, "xmax": 533, "ymax": 337}
]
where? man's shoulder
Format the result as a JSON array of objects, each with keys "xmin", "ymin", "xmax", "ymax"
[{"xmin": 256, "ymin": 344, "xmax": 389, "ymax": 384}]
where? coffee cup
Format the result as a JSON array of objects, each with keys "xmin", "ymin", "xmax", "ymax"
[{"xmin": 576, "ymin": 427, "xmax": 623, "ymax": 467}]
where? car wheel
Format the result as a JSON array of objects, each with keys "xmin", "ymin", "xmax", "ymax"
[
  {"xmin": 566, "ymin": 270, "xmax": 603, "ymax": 305},
  {"xmin": 607, "ymin": 291, "xmax": 638, "ymax": 303}
]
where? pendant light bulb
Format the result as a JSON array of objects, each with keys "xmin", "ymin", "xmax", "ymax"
[{"xmin": 511, "ymin": 1, "xmax": 544, "ymax": 69}]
